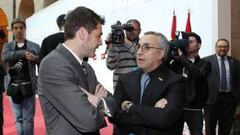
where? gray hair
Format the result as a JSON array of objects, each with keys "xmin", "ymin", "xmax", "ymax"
[{"xmin": 144, "ymin": 31, "xmax": 169, "ymax": 58}]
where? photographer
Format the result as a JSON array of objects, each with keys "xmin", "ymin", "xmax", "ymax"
[
  {"xmin": 1, "ymin": 18, "xmax": 40, "ymax": 135},
  {"xmin": 106, "ymin": 19, "xmax": 141, "ymax": 89},
  {"xmin": 166, "ymin": 32, "xmax": 210, "ymax": 135}
]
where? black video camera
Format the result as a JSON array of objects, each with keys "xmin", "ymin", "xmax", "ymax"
[
  {"xmin": 9, "ymin": 60, "xmax": 24, "ymax": 77},
  {"xmin": 110, "ymin": 21, "xmax": 134, "ymax": 44},
  {"xmin": 168, "ymin": 31, "xmax": 189, "ymax": 60}
]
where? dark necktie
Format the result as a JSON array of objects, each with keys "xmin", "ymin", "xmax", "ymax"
[
  {"xmin": 82, "ymin": 62, "xmax": 89, "ymax": 90},
  {"xmin": 140, "ymin": 73, "xmax": 150, "ymax": 104},
  {"xmin": 220, "ymin": 57, "xmax": 227, "ymax": 91}
]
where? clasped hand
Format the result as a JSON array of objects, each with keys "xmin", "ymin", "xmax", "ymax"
[
  {"xmin": 81, "ymin": 84, "xmax": 108, "ymax": 108},
  {"xmin": 25, "ymin": 51, "xmax": 37, "ymax": 61},
  {"xmin": 121, "ymin": 98, "xmax": 168, "ymax": 112}
]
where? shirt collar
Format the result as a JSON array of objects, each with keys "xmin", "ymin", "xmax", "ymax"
[
  {"xmin": 62, "ymin": 43, "xmax": 83, "ymax": 65},
  {"xmin": 216, "ymin": 54, "xmax": 226, "ymax": 61}
]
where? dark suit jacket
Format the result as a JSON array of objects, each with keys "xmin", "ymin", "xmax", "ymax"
[
  {"xmin": 38, "ymin": 32, "xmax": 64, "ymax": 66},
  {"xmin": 109, "ymin": 65, "xmax": 185, "ymax": 135},
  {"xmin": 38, "ymin": 44, "xmax": 116, "ymax": 135},
  {"xmin": 204, "ymin": 54, "xmax": 240, "ymax": 105},
  {"xmin": 167, "ymin": 55, "xmax": 210, "ymax": 109}
]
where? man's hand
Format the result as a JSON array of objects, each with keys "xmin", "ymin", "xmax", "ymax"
[
  {"xmin": 154, "ymin": 98, "xmax": 168, "ymax": 109},
  {"xmin": 124, "ymin": 36, "xmax": 131, "ymax": 45},
  {"xmin": 25, "ymin": 52, "xmax": 37, "ymax": 62},
  {"xmin": 95, "ymin": 84, "xmax": 108, "ymax": 97},
  {"xmin": 121, "ymin": 100, "xmax": 133, "ymax": 112},
  {"xmin": 177, "ymin": 48, "xmax": 183, "ymax": 56},
  {"xmin": 82, "ymin": 89, "xmax": 100, "ymax": 108},
  {"xmin": 105, "ymin": 33, "xmax": 113, "ymax": 49}
]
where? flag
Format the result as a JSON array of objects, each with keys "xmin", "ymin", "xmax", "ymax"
[
  {"xmin": 185, "ymin": 11, "xmax": 191, "ymax": 32},
  {"xmin": 170, "ymin": 10, "xmax": 176, "ymax": 40}
]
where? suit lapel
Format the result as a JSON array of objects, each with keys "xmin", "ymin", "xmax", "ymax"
[
  {"xmin": 56, "ymin": 44, "xmax": 89, "ymax": 90},
  {"xmin": 129, "ymin": 70, "xmax": 142, "ymax": 104},
  {"xmin": 141, "ymin": 65, "xmax": 168, "ymax": 104},
  {"xmin": 212, "ymin": 55, "xmax": 220, "ymax": 78},
  {"xmin": 227, "ymin": 56, "xmax": 234, "ymax": 84}
]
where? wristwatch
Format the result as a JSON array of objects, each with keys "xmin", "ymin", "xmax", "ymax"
[{"xmin": 126, "ymin": 102, "xmax": 133, "ymax": 113}]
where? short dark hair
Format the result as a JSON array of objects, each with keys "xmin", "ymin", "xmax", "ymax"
[
  {"xmin": 64, "ymin": 6, "xmax": 105, "ymax": 40},
  {"xmin": 126, "ymin": 19, "xmax": 141, "ymax": 28},
  {"xmin": 11, "ymin": 18, "xmax": 26, "ymax": 29},
  {"xmin": 215, "ymin": 38, "xmax": 229, "ymax": 47},
  {"xmin": 56, "ymin": 14, "xmax": 66, "ymax": 29},
  {"xmin": 186, "ymin": 32, "xmax": 201, "ymax": 44}
]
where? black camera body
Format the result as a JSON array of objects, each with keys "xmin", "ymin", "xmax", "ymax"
[
  {"xmin": 168, "ymin": 31, "xmax": 189, "ymax": 60},
  {"xmin": 111, "ymin": 21, "xmax": 133, "ymax": 44},
  {"xmin": 9, "ymin": 60, "xmax": 24, "ymax": 77}
]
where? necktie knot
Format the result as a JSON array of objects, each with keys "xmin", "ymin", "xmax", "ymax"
[
  {"xmin": 82, "ymin": 62, "xmax": 88, "ymax": 77},
  {"xmin": 221, "ymin": 56, "xmax": 225, "ymax": 61}
]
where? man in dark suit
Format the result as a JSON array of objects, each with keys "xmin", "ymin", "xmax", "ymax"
[
  {"xmin": 38, "ymin": 14, "xmax": 65, "ymax": 65},
  {"xmin": 204, "ymin": 38, "xmax": 240, "ymax": 135},
  {"xmin": 38, "ymin": 6, "xmax": 116, "ymax": 135},
  {"xmin": 109, "ymin": 31, "xmax": 185, "ymax": 135}
]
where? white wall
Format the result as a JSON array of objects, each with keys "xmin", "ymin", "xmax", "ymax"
[{"xmin": 26, "ymin": 0, "xmax": 214, "ymax": 92}]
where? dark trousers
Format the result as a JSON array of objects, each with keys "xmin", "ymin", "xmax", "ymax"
[
  {"xmin": 0, "ymin": 93, "xmax": 3, "ymax": 135},
  {"xmin": 180, "ymin": 109, "xmax": 203, "ymax": 135},
  {"xmin": 204, "ymin": 93, "xmax": 236, "ymax": 135}
]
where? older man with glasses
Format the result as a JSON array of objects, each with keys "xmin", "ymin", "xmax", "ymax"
[{"xmin": 109, "ymin": 31, "xmax": 185, "ymax": 135}]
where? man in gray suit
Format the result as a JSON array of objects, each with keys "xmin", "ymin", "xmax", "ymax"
[
  {"xmin": 38, "ymin": 6, "xmax": 116, "ymax": 135},
  {"xmin": 204, "ymin": 38, "xmax": 240, "ymax": 135}
]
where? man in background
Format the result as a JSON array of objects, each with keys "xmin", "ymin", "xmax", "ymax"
[
  {"xmin": 167, "ymin": 32, "xmax": 210, "ymax": 135},
  {"xmin": 204, "ymin": 38, "xmax": 240, "ymax": 135},
  {"xmin": 38, "ymin": 14, "xmax": 65, "ymax": 65},
  {"xmin": 106, "ymin": 19, "xmax": 141, "ymax": 89},
  {"xmin": 2, "ymin": 18, "xmax": 40, "ymax": 135}
]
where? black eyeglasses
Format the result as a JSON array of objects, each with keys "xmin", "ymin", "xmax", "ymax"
[{"xmin": 137, "ymin": 44, "xmax": 164, "ymax": 53}]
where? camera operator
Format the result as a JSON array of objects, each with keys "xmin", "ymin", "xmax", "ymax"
[
  {"xmin": 106, "ymin": 19, "xmax": 141, "ymax": 90},
  {"xmin": 166, "ymin": 32, "xmax": 210, "ymax": 135},
  {"xmin": 1, "ymin": 18, "xmax": 40, "ymax": 135}
]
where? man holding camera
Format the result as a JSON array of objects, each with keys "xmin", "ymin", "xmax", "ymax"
[
  {"xmin": 1, "ymin": 18, "xmax": 40, "ymax": 135},
  {"xmin": 106, "ymin": 19, "xmax": 141, "ymax": 90},
  {"xmin": 166, "ymin": 32, "xmax": 210, "ymax": 135}
]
